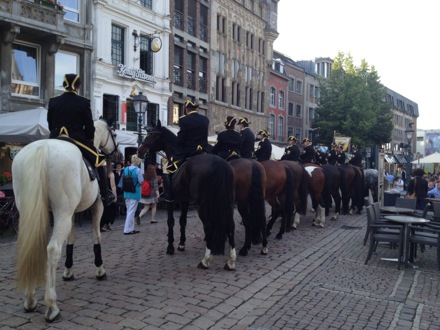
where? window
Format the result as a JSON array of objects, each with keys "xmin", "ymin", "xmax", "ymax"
[
  {"xmin": 288, "ymin": 102, "xmax": 294, "ymax": 116},
  {"xmin": 11, "ymin": 42, "xmax": 40, "ymax": 97},
  {"xmin": 259, "ymin": 92, "xmax": 265, "ymax": 113},
  {"xmin": 296, "ymin": 80, "xmax": 302, "ymax": 94},
  {"xmin": 296, "ymin": 104, "xmax": 301, "ymax": 118},
  {"xmin": 187, "ymin": 51, "xmax": 196, "ymax": 89},
  {"xmin": 173, "ymin": 46, "xmax": 183, "ymax": 85},
  {"xmin": 54, "ymin": 51, "xmax": 79, "ymax": 95},
  {"xmin": 315, "ymin": 86, "xmax": 320, "ymax": 98},
  {"xmin": 216, "ymin": 76, "xmax": 226, "ymax": 102},
  {"xmin": 309, "ymin": 84, "xmax": 314, "ymax": 97},
  {"xmin": 278, "ymin": 116, "xmax": 284, "ymax": 140},
  {"xmin": 199, "ymin": 57, "xmax": 207, "ymax": 93},
  {"xmin": 140, "ymin": 0, "xmax": 152, "ymax": 9},
  {"xmin": 200, "ymin": 5, "xmax": 208, "ymax": 41},
  {"xmin": 269, "ymin": 114, "xmax": 275, "ymax": 138},
  {"xmin": 140, "ymin": 35, "xmax": 153, "ymax": 74},
  {"xmin": 288, "ymin": 78, "xmax": 294, "ymax": 91},
  {"xmin": 270, "ymin": 87, "xmax": 276, "ymax": 107},
  {"xmin": 309, "ymin": 107, "xmax": 314, "ymax": 121},
  {"xmin": 278, "ymin": 90, "xmax": 285, "ymax": 109},
  {"xmin": 60, "ymin": 0, "xmax": 79, "ymax": 22},
  {"xmin": 111, "ymin": 24, "xmax": 124, "ymax": 66}
]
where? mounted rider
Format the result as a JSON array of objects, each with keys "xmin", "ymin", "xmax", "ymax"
[
  {"xmin": 212, "ymin": 116, "xmax": 241, "ymax": 161},
  {"xmin": 163, "ymin": 100, "xmax": 209, "ymax": 202},
  {"xmin": 255, "ymin": 129, "xmax": 272, "ymax": 161},
  {"xmin": 336, "ymin": 144, "xmax": 346, "ymax": 165},
  {"xmin": 300, "ymin": 138, "xmax": 316, "ymax": 164},
  {"xmin": 47, "ymin": 73, "xmax": 114, "ymax": 206},
  {"xmin": 237, "ymin": 117, "xmax": 255, "ymax": 159},
  {"xmin": 281, "ymin": 136, "xmax": 300, "ymax": 162},
  {"xmin": 349, "ymin": 144, "xmax": 363, "ymax": 168},
  {"xmin": 327, "ymin": 143, "xmax": 338, "ymax": 165}
]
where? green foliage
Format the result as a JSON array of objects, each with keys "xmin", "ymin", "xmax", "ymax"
[{"xmin": 314, "ymin": 52, "xmax": 393, "ymax": 147}]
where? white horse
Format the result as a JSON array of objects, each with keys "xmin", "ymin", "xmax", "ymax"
[{"xmin": 13, "ymin": 119, "xmax": 118, "ymax": 322}]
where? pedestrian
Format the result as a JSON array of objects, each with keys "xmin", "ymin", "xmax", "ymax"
[
  {"xmin": 136, "ymin": 164, "xmax": 160, "ymax": 224},
  {"xmin": 406, "ymin": 168, "xmax": 428, "ymax": 210},
  {"xmin": 123, "ymin": 154, "xmax": 144, "ymax": 235},
  {"xmin": 237, "ymin": 117, "xmax": 255, "ymax": 159}
]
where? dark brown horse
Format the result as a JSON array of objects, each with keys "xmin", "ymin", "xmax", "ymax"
[
  {"xmin": 322, "ymin": 164, "xmax": 343, "ymax": 220},
  {"xmin": 294, "ymin": 163, "xmax": 327, "ymax": 228},
  {"xmin": 259, "ymin": 160, "xmax": 295, "ymax": 239},
  {"xmin": 229, "ymin": 158, "xmax": 268, "ymax": 256},
  {"xmin": 338, "ymin": 164, "xmax": 364, "ymax": 214},
  {"xmin": 137, "ymin": 121, "xmax": 236, "ymax": 270}
]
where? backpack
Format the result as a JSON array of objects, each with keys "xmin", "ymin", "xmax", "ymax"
[
  {"xmin": 122, "ymin": 168, "xmax": 136, "ymax": 193},
  {"xmin": 141, "ymin": 180, "xmax": 152, "ymax": 197}
]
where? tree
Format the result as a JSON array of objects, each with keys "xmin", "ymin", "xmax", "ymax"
[{"xmin": 314, "ymin": 52, "xmax": 393, "ymax": 148}]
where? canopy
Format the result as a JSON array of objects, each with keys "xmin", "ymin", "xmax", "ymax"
[
  {"xmin": 0, "ymin": 107, "xmax": 50, "ymax": 143},
  {"xmin": 412, "ymin": 152, "xmax": 440, "ymax": 164},
  {"xmin": 114, "ymin": 129, "xmax": 138, "ymax": 147}
]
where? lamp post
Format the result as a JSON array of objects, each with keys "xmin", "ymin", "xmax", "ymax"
[
  {"xmin": 404, "ymin": 122, "xmax": 414, "ymax": 189},
  {"xmin": 132, "ymin": 92, "xmax": 149, "ymax": 147}
]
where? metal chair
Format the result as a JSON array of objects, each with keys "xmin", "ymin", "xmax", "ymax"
[
  {"xmin": 365, "ymin": 205, "xmax": 403, "ymax": 269},
  {"xmin": 408, "ymin": 222, "xmax": 440, "ymax": 270},
  {"xmin": 395, "ymin": 197, "xmax": 416, "ymax": 210}
]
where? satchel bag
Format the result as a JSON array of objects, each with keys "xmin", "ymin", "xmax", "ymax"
[{"xmin": 122, "ymin": 169, "xmax": 136, "ymax": 193}]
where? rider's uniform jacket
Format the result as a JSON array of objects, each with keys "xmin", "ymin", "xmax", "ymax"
[
  {"xmin": 255, "ymin": 137, "xmax": 272, "ymax": 161},
  {"xmin": 300, "ymin": 145, "xmax": 315, "ymax": 164},
  {"xmin": 177, "ymin": 110, "xmax": 210, "ymax": 159},
  {"xmin": 328, "ymin": 149, "xmax": 338, "ymax": 165},
  {"xmin": 47, "ymin": 91, "xmax": 100, "ymax": 165},
  {"xmin": 281, "ymin": 144, "xmax": 300, "ymax": 161},
  {"xmin": 212, "ymin": 129, "xmax": 241, "ymax": 160},
  {"xmin": 349, "ymin": 150, "xmax": 363, "ymax": 167},
  {"xmin": 239, "ymin": 127, "xmax": 255, "ymax": 159},
  {"xmin": 337, "ymin": 151, "xmax": 346, "ymax": 165}
]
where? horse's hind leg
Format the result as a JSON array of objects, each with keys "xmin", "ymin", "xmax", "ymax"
[
  {"xmin": 224, "ymin": 217, "xmax": 236, "ymax": 271},
  {"xmin": 166, "ymin": 201, "xmax": 176, "ymax": 255},
  {"xmin": 178, "ymin": 202, "xmax": 189, "ymax": 251},
  {"xmin": 90, "ymin": 201, "xmax": 106, "ymax": 280},
  {"xmin": 62, "ymin": 218, "xmax": 76, "ymax": 281},
  {"xmin": 44, "ymin": 213, "xmax": 72, "ymax": 322},
  {"xmin": 23, "ymin": 289, "xmax": 37, "ymax": 313},
  {"xmin": 237, "ymin": 203, "xmax": 251, "ymax": 256}
]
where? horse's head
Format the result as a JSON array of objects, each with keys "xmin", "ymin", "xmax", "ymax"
[
  {"xmin": 137, "ymin": 120, "xmax": 170, "ymax": 158},
  {"xmin": 94, "ymin": 120, "xmax": 119, "ymax": 157}
]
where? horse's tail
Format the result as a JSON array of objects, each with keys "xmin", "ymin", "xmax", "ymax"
[
  {"xmin": 249, "ymin": 161, "xmax": 266, "ymax": 245},
  {"xmin": 321, "ymin": 167, "xmax": 332, "ymax": 215},
  {"xmin": 284, "ymin": 166, "xmax": 295, "ymax": 227},
  {"xmin": 15, "ymin": 143, "xmax": 50, "ymax": 292},
  {"xmin": 206, "ymin": 158, "xmax": 234, "ymax": 255},
  {"xmin": 298, "ymin": 167, "xmax": 309, "ymax": 215},
  {"xmin": 353, "ymin": 166, "xmax": 365, "ymax": 210}
]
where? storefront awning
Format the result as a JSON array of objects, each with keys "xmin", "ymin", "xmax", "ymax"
[
  {"xmin": 384, "ymin": 154, "xmax": 396, "ymax": 163},
  {"xmin": 394, "ymin": 154, "xmax": 407, "ymax": 164}
]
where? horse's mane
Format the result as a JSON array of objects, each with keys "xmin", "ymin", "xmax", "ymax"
[{"xmin": 159, "ymin": 126, "xmax": 178, "ymax": 146}]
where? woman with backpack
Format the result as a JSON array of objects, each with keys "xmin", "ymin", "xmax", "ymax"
[{"xmin": 136, "ymin": 164, "xmax": 160, "ymax": 224}]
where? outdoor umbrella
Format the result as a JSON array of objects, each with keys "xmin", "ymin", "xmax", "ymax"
[{"xmin": 411, "ymin": 152, "xmax": 440, "ymax": 164}]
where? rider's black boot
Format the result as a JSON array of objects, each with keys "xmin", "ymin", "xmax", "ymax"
[
  {"xmin": 97, "ymin": 166, "xmax": 115, "ymax": 207},
  {"xmin": 162, "ymin": 173, "xmax": 174, "ymax": 202}
]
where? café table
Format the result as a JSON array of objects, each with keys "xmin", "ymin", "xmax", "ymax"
[
  {"xmin": 380, "ymin": 206, "xmax": 415, "ymax": 215},
  {"xmin": 384, "ymin": 215, "xmax": 430, "ymax": 268}
]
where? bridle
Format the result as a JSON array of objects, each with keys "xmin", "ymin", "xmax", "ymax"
[{"xmin": 101, "ymin": 127, "xmax": 119, "ymax": 157}]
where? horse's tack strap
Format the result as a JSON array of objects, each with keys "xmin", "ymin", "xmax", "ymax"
[{"xmin": 58, "ymin": 126, "xmax": 106, "ymax": 167}]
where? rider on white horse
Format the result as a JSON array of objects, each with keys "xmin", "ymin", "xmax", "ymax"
[{"xmin": 47, "ymin": 73, "xmax": 114, "ymax": 206}]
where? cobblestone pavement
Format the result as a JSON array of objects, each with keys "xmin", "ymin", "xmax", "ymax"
[{"xmin": 1, "ymin": 206, "xmax": 440, "ymax": 330}]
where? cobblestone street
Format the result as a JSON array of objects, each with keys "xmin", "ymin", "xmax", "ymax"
[{"xmin": 1, "ymin": 206, "xmax": 440, "ymax": 329}]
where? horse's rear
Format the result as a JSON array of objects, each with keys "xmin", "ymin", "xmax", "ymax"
[
  {"xmin": 229, "ymin": 158, "xmax": 267, "ymax": 256},
  {"xmin": 301, "ymin": 163, "xmax": 326, "ymax": 228},
  {"xmin": 13, "ymin": 140, "xmax": 101, "ymax": 321},
  {"xmin": 175, "ymin": 154, "xmax": 236, "ymax": 269}
]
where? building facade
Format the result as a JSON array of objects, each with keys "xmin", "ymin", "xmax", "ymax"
[{"xmin": 268, "ymin": 58, "xmax": 288, "ymax": 143}]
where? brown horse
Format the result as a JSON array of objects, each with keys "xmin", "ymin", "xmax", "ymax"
[
  {"xmin": 338, "ymin": 164, "xmax": 364, "ymax": 214},
  {"xmin": 137, "ymin": 121, "xmax": 236, "ymax": 270},
  {"xmin": 229, "ymin": 158, "xmax": 268, "ymax": 256},
  {"xmin": 293, "ymin": 163, "xmax": 327, "ymax": 228},
  {"xmin": 260, "ymin": 160, "xmax": 295, "ymax": 240}
]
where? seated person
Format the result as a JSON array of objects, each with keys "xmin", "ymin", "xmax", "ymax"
[
  {"xmin": 393, "ymin": 176, "xmax": 404, "ymax": 192},
  {"xmin": 427, "ymin": 181, "xmax": 440, "ymax": 199}
]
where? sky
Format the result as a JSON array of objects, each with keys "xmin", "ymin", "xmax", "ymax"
[{"xmin": 273, "ymin": 0, "xmax": 439, "ymax": 130}]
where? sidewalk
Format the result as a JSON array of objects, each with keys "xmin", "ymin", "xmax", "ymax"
[{"xmin": 1, "ymin": 207, "xmax": 440, "ymax": 329}]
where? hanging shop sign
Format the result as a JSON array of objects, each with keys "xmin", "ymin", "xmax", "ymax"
[{"xmin": 116, "ymin": 64, "xmax": 156, "ymax": 84}]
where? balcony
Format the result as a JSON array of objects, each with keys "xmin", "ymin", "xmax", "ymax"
[
  {"xmin": 0, "ymin": 0, "xmax": 65, "ymax": 32},
  {"xmin": 173, "ymin": 66, "xmax": 183, "ymax": 86},
  {"xmin": 186, "ymin": 70, "xmax": 195, "ymax": 90},
  {"xmin": 199, "ymin": 76, "xmax": 207, "ymax": 93},
  {"xmin": 174, "ymin": 9, "xmax": 183, "ymax": 30},
  {"xmin": 187, "ymin": 16, "xmax": 196, "ymax": 37},
  {"xmin": 199, "ymin": 23, "xmax": 207, "ymax": 42}
]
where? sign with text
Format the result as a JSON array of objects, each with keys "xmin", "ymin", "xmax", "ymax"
[{"xmin": 116, "ymin": 64, "xmax": 155, "ymax": 84}]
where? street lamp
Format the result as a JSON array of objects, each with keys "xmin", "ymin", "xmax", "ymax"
[
  {"xmin": 404, "ymin": 122, "xmax": 414, "ymax": 189},
  {"xmin": 132, "ymin": 92, "xmax": 149, "ymax": 147}
]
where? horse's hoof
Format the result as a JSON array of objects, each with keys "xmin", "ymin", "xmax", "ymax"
[
  {"xmin": 266, "ymin": 230, "xmax": 272, "ymax": 237},
  {"xmin": 238, "ymin": 248, "xmax": 248, "ymax": 256},
  {"xmin": 177, "ymin": 245, "xmax": 185, "ymax": 252},
  {"xmin": 275, "ymin": 233, "xmax": 282, "ymax": 240},
  {"xmin": 197, "ymin": 261, "xmax": 208, "ymax": 269},
  {"xmin": 62, "ymin": 275, "xmax": 75, "ymax": 281},
  {"xmin": 291, "ymin": 225, "xmax": 297, "ymax": 230},
  {"xmin": 166, "ymin": 245, "xmax": 175, "ymax": 255},
  {"xmin": 260, "ymin": 247, "xmax": 268, "ymax": 255},
  {"xmin": 96, "ymin": 273, "xmax": 107, "ymax": 281},
  {"xmin": 331, "ymin": 216, "xmax": 337, "ymax": 221},
  {"xmin": 44, "ymin": 307, "xmax": 61, "ymax": 323},
  {"xmin": 23, "ymin": 301, "xmax": 38, "ymax": 313},
  {"xmin": 224, "ymin": 263, "xmax": 236, "ymax": 271}
]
